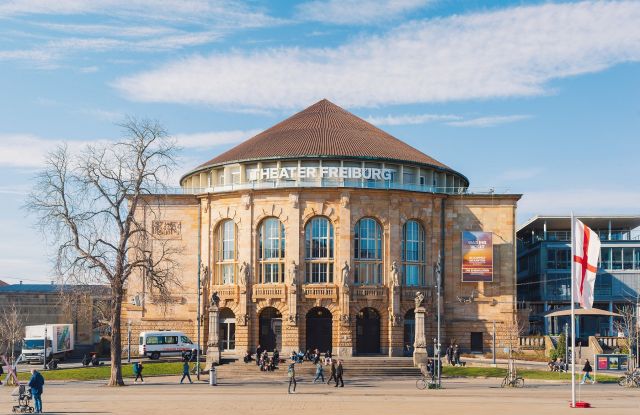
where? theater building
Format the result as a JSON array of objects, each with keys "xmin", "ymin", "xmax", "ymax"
[{"xmin": 123, "ymin": 99, "xmax": 521, "ymax": 361}]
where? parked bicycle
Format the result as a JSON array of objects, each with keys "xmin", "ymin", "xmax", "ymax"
[
  {"xmin": 617, "ymin": 370, "xmax": 640, "ymax": 388},
  {"xmin": 416, "ymin": 375, "xmax": 436, "ymax": 390},
  {"xmin": 501, "ymin": 372, "xmax": 524, "ymax": 388}
]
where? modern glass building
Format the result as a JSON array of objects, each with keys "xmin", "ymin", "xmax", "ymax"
[{"xmin": 517, "ymin": 215, "xmax": 640, "ymax": 337}]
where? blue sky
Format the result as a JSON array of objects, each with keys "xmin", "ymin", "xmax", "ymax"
[{"xmin": 1, "ymin": 0, "xmax": 639, "ymax": 283}]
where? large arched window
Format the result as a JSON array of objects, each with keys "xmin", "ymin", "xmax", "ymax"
[
  {"xmin": 402, "ymin": 220, "xmax": 425, "ymax": 286},
  {"xmin": 304, "ymin": 217, "xmax": 334, "ymax": 283},
  {"xmin": 215, "ymin": 219, "xmax": 237, "ymax": 285},
  {"xmin": 354, "ymin": 218, "xmax": 383, "ymax": 285},
  {"xmin": 258, "ymin": 218, "xmax": 285, "ymax": 283}
]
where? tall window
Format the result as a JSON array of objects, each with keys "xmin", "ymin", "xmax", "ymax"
[
  {"xmin": 215, "ymin": 220, "xmax": 237, "ymax": 284},
  {"xmin": 402, "ymin": 220, "xmax": 425, "ymax": 286},
  {"xmin": 354, "ymin": 218, "xmax": 383, "ymax": 285},
  {"xmin": 258, "ymin": 218, "xmax": 285, "ymax": 283},
  {"xmin": 305, "ymin": 217, "xmax": 334, "ymax": 283}
]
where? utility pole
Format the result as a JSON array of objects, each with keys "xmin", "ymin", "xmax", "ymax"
[
  {"xmin": 564, "ymin": 322, "xmax": 569, "ymax": 372},
  {"xmin": 492, "ymin": 320, "xmax": 497, "ymax": 366},
  {"xmin": 127, "ymin": 320, "xmax": 131, "ymax": 363},
  {"xmin": 435, "ymin": 253, "xmax": 442, "ymax": 388},
  {"xmin": 43, "ymin": 325, "xmax": 47, "ymax": 371}
]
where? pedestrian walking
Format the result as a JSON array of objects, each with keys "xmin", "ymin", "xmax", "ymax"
[
  {"xmin": 446, "ymin": 344, "xmax": 453, "ymax": 366},
  {"xmin": 453, "ymin": 344, "xmax": 461, "ymax": 366},
  {"xmin": 256, "ymin": 344, "xmax": 262, "ymax": 366},
  {"xmin": 327, "ymin": 360, "xmax": 337, "ymax": 385},
  {"xmin": 334, "ymin": 360, "xmax": 344, "ymax": 387},
  {"xmin": 133, "ymin": 361, "xmax": 144, "ymax": 383},
  {"xmin": 287, "ymin": 363, "xmax": 297, "ymax": 394},
  {"xmin": 180, "ymin": 361, "xmax": 193, "ymax": 384},
  {"xmin": 28, "ymin": 368, "xmax": 45, "ymax": 414},
  {"xmin": 581, "ymin": 359, "xmax": 594, "ymax": 384},
  {"xmin": 313, "ymin": 361, "xmax": 325, "ymax": 383}
]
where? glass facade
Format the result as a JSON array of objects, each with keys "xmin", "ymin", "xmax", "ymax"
[
  {"xmin": 304, "ymin": 217, "xmax": 334, "ymax": 283},
  {"xmin": 401, "ymin": 220, "xmax": 425, "ymax": 286},
  {"xmin": 258, "ymin": 218, "xmax": 285, "ymax": 283},
  {"xmin": 354, "ymin": 218, "xmax": 383, "ymax": 285}
]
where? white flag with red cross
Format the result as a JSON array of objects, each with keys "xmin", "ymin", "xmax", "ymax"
[{"xmin": 573, "ymin": 219, "xmax": 601, "ymax": 309}]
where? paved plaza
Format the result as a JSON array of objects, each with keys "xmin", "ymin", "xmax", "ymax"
[{"xmin": 1, "ymin": 376, "xmax": 639, "ymax": 415}]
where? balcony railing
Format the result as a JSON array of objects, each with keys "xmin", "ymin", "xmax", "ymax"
[
  {"xmin": 352, "ymin": 285, "xmax": 387, "ymax": 300},
  {"xmin": 302, "ymin": 284, "xmax": 338, "ymax": 301},
  {"xmin": 252, "ymin": 284, "xmax": 286, "ymax": 302},
  {"xmin": 211, "ymin": 285, "xmax": 239, "ymax": 302}
]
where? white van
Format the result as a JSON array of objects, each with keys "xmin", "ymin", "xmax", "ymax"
[{"xmin": 138, "ymin": 331, "xmax": 199, "ymax": 360}]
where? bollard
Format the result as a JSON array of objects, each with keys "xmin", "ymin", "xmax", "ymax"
[{"xmin": 209, "ymin": 366, "xmax": 217, "ymax": 386}]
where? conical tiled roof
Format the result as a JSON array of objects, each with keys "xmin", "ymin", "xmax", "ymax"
[{"xmin": 184, "ymin": 99, "xmax": 464, "ymax": 181}]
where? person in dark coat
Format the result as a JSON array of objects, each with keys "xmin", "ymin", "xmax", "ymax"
[
  {"xmin": 28, "ymin": 369, "xmax": 45, "ymax": 413},
  {"xmin": 446, "ymin": 345, "xmax": 454, "ymax": 366},
  {"xmin": 334, "ymin": 360, "xmax": 344, "ymax": 387},
  {"xmin": 180, "ymin": 361, "xmax": 193, "ymax": 384},
  {"xmin": 256, "ymin": 345, "xmax": 262, "ymax": 366},
  {"xmin": 453, "ymin": 344, "xmax": 461, "ymax": 366},
  {"xmin": 287, "ymin": 363, "xmax": 297, "ymax": 394},
  {"xmin": 327, "ymin": 360, "xmax": 337, "ymax": 385},
  {"xmin": 581, "ymin": 359, "xmax": 594, "ymax": 384}
]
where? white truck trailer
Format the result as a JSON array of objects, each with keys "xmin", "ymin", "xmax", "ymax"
[{"xmin": 22, "ymin": 324, "xmax": 75, "ymax": 363}]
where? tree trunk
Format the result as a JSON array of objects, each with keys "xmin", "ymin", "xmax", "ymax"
[{"xmin": 108, "ymin": 289, "xmax": 124, "ymax": 386}]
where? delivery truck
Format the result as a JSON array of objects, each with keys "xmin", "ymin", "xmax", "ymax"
[{"xmin": 22, "ymin": 324, "xmax": 74, "ymax": 363}]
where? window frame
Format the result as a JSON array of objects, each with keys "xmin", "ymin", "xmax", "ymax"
[
  {"xmin": 258, "ymin": 217, "xmax": 286, "ymax": 284},
  {"xmin": 401, "ymin": 220, "xmax": 426, "ymax": 286},
  {"xmin": 304, "ymin": 216, "xmax": 335, "ymax": 284},
  {"xmin": 353, "ymin": 217, "xmax": 383, "ymax": 285}
]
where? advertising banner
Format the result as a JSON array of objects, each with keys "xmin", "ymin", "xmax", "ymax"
[
  {"xmin": 461, "ymin": 231, "xmax": 493, "ymax": 282},
  {"xmin": 595, "ymin": 354, "xmax": 628, "ymax": 371}
]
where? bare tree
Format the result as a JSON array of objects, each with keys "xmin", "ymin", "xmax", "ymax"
[
  {"xmin": 27, "ymin": 119, "xmax": 181, "ymax": 386},
  {"xmin": 498, "ymin": 315, "xmax": 526, "ymax": 378},
  {"xmin": 614, "ymin": 304, "xmax": 637, "ymax": 369},
  {"xmin": 0, "ymin": 302, "xmax": 27, "ymax": 369}
]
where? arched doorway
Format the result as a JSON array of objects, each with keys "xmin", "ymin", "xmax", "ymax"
[
  {"xmin": 403, "ymin": 309, "xmax": 415, "ymax": 356},
  {"xmin": 259, "ymin": 307, "xmax": 282, "ymax": 352},
  {"xmin": 306, "ymin": 307, "xmax": 332, "ymax": 353},
  {"xmin": 356, "ymin": 307, "xmax": 381, "ymax": 354},
  {"xmin": 220, "ymin": 308, "xmax": 236, "ymax": 351}
]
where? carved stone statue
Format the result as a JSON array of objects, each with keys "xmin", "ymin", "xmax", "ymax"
[
  {"xmin": 341, "ymin": 261, "xmax": 350, "ymax": 286},
  {"xmin": 239, "ymin": 261, "xmax": 250, "ymax": 286},
  {"xmin": 289, "ymin": 260, "xmax": 298, "ymax": 286},
  {"xmin": 210, "ymin": 291, "xmax": 220, "ymax": 308},
  {"xmin": 414, "ymin": 291, "xmax": 425, "ymax": 309},
  {"xmin": 340, "ymin": 314, "xmax": 350, "ymax": 325},
  {"xmin": 390, "ymin": 260, "xmax": 400, "ymax": 287}
]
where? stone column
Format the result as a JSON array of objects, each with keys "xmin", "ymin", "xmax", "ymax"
[
  {"xmin": 413, "ymin": 291, "xmax": 428, "ymax": 366},
  {"xmin": 337, "ymin": 192, "xmax": 353, "ymax": 357},
  {"xmin": 205, "ymin": 294, "xmax": 221, "ymax": 369}
]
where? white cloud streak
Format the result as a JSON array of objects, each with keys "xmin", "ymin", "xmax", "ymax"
[
  {"xmin": 114, "ymin": 1, "xmax": 640, "ymax": 110},
  {"xmin": 366, "ymin": 113, "xmax": 461, "ymax": 126},
  {"xmin": 446, "ymin": 115, "xmax": 532, "ymax": 128},
  {"xmin": 296, "ymin": 0, "xmax": 432, "ymax": 25}
]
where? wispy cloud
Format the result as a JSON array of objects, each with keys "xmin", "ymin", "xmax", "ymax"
[
  {"xmin": 296, "ymin": 0, "xmax": 432, "ymax": 25},
  {"xmin": 366, "ymin": 113, "xmax": 461, "ymax": 126},
  {"xmin": 447, "ymin": 115, "xmax": 532, "ymax": 128},
  {"xmin": 115, "ymin": 1, "xmax": 640, "ymax": 110},
  {"xmin": 174, "ymin": 129, "xmax": 261, "ymax": 149}
]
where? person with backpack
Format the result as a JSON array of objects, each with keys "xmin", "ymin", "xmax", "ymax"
[
  {"xmin": 287, "ymin": 363, "xmax": 297, "ymax": 394},
  {"xmin": 28, "ymin": 369, "xmax": 45, "ymax": 413},
  {"xmin": 133, "ymin": 361, "xmax": 144, "ymax": 383},
  {"xmin": 581, "ymin": 359, "xmax": 595, "ymax": 384},
  {"xmin": 180, "ymin": 360, "xmax": 193, "ymax": 384}
]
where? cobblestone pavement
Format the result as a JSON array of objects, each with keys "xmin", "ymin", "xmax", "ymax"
[{"xmin": 1, "ymin": 376, "xmax": 639, "ymax": 415}]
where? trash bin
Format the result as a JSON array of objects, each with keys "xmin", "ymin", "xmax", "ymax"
[{"xmin": 209, "ymin": 366, "xmax": 217, "ymax": 386}]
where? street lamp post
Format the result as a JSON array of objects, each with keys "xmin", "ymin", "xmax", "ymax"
[
  {"xmin": 492, "ymin": 320, "xmax": 497, "ymax": 367},
  {"xmin": 43, "ymin": 325, "xmax": 47, "ymax": 371},
  {"xmin": 127, "ymin": 320, "xmax": 132, "ymax": 363},
  {"xmin": 564, "ymin": 322, "xmax": 569, "ymax": 372},
  {"xmin": 435, "ymin": 254, "xmax": 442, "ymax": 388}
]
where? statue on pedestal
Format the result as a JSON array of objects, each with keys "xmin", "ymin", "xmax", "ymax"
[
  {"xmin": 390, "ymin": 261, "xmax": 400, "ymax": 287},
  {"xmin": 341, "ymin": 261, "xmax": 350, "ymax": 291},
  {"xmin": 414, "ymin": 291, "xmax": 425, "ymax": 309}
]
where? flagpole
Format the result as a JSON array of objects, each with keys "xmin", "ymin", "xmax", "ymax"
[{"xmin": 570, "ymin": 212, "xmax": 576, "ymax": 407}]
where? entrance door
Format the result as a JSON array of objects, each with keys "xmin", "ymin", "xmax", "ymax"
[
  {"xmin": 259, "ymin": 307, "xmax": 282, "ymax": 352},
  {"xmin": 306, "ymin": 307, "xmax": 332, "ymax": 353},
  {"xmin": 220, "ymin": 308, "xmax": 236, "ymax": 351},
  {"xmin": 470, "ymin": 332, "xmax": 483, "ymax": 353},
  {"xmin": 403, "ymin": 309, "xmax": 416, "ymax": 356},
  {"xmin": 356, "ymin": 307, "xmax": 381, "ymax": 354}
]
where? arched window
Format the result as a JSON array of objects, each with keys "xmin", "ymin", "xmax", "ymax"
[
  {"xmin": 304, "ymin": 217, "xmax": 334, "ymax": 283},
  {"xmin": 258, "ymin": 218, "xmax": 285, "ymax": 283},
  {"xmin": 354, "ymin": 218, "xmax": 383, "ymax": 285},
  {"xmin": 402, "ymin": 220, "xmax": 425, "ymax": 286},
  {"xmin": 215, "ymin": 219, "xmax": 237, "ymax": 285}
]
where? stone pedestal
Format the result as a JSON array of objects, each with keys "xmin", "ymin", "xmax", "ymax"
[
  {"xmin": 205, "ymin": 302, "xmax": 220, "ymax": 369},
  {"xmin": 413, "ymin": 306, "xmax": 428, "ymax": 366}
]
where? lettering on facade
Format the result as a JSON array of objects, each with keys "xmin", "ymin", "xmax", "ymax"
[
  {"xmin": 248, "ymin": 167, "xmax": 394, "ymax": 181},
  {"xmin": 151, "ymin": 220, "xmax": 182, "ymax": 239}
]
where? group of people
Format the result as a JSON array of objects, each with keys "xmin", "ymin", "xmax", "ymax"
[
  {"xmin": 445, "ymin": 344, "xmax": 463, "ymax": 366},
  {"xmin": 288, "ymin": 358, "xmax": 344, "ymax": 394},
  {"xmin": 547, "ymin": 358, "xmax": 569, "ymax": 372},
  {"xmin": 289, "ymin": 348, "xmax": 332, "ymax": 365}
]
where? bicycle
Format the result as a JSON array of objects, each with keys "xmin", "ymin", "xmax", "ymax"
[
  {"xmin": 617, "ymin": 370, "xmax": 640, "ymax": 388},
  {"xmin": 416, "ymin": 375, "xmax": 436, "ymax": 390},
  {"xmin": 501, "ymin": 373, "xmax": 524, "ymax": 388}
]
